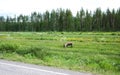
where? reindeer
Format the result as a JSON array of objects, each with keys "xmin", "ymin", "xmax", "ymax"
[{"xmin": 64, "ymin": 42, "xmax": 73, "ymax": 48}]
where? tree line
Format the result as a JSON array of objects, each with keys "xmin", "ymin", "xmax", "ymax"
[{"xmin": 0, "ymin": 8, "xmax": 120, "ymax": 32}]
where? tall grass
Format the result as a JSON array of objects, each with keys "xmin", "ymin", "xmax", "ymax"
[{"xmin": 0, "ymin": 32, "xmax": 120, "ymax": 75}]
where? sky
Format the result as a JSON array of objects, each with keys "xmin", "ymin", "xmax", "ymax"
[{"xmin": 0, "ymin": 0, "xmax": 120, "ymax": 17}]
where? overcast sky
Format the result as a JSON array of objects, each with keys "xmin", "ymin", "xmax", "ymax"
[{"xmin": 0, "ymin": 0, "xmax": 120, "ymax": 17}]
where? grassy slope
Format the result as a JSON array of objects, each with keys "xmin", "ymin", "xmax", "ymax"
[{"xmin": 0, "ymin": 32, "xmax": 120, "ymax": 75}]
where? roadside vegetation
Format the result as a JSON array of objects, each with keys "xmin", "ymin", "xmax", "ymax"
[{"xmin": 0, "ymin": 32, "xmax": 120, "ymax": 75}]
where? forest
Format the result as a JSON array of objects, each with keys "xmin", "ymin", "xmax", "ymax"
[{"xmin": 0, "ymin": 8, "xmax": 120, "ymax": 32}]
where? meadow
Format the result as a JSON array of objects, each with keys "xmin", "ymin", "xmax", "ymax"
[{"xmin": 0, "ymin": 32, "xmax": 120, "ymax": 75}]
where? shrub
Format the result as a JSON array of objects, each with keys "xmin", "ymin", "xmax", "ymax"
[
  {"xmin": 99, "ymin": 60, "xmax": 115, "ymax": 71},
  {"xmin": 0, "ymin": 43, "xmax": 18, "ymax": 53},
  {"xmin": 15, "ymin": 46, "xmax": 50, "ymax": 60},
  {"xmin": 30, "ymin": 47, "xmax": 49, "ymax": 59},
  {"xmin": 16, "ymin": 46, "xmax": 31, "ymax": 55}
]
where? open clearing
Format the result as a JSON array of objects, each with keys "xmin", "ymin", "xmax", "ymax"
[{"xmin": 0, "ymin": 32, "xmax": 120, "ymax": 75}]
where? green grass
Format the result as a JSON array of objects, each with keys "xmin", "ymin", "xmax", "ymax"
[{"xmin": 0, "ymin": 32, "xmax": 120, "ymax": 75}]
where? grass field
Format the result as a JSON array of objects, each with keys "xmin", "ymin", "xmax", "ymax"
[{"xmin": 0, "ymin": 32, "xmax": 120, "ymax": 75}]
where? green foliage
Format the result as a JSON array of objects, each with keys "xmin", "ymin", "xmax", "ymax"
[
  {"xmin": 0, "ymin": 32, "xmax": 120, "ymax": 75},
  {"xmin": 0, "ymin": 43, "xmax": 18, "ymax": 53},
  {"xmin": 0, "ymin": 8, "xmax": 120, "ymax": 31},
  {"xmin": 16, "ymin": 45, "xmax": 49, "ymax": 59},
  {"xmin": 16, "ymin": 46, "xmax": 31, "ymax": 55},
  {"xmin": 30, "ymin": 47, "xmax": 49, "ymax": 59}
]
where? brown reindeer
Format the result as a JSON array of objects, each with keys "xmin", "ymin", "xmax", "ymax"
[{"xmin": 64, "ymin": 42, "xmax": 73, "ymax": 48}]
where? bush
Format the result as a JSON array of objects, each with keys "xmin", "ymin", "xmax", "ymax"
[
  {"xmin": 30, "ymin": 47, "xmax": 49, "ymax": 59},
  {"xmin": 16, "ymin": 46, "xmax": 31, "ymax": 55},
  {"xmin": 0, "ymin": 43, "xmax": 18, "ymax": 53},
  {"xmin": 99, "ymin": 60, "xmax": 115, "ymax": 71},
  {"xmin": 16, "ymin": 46, "xmax": 50, "ymax": 60}
]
